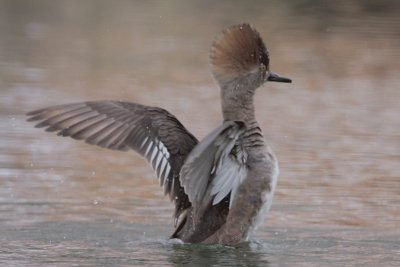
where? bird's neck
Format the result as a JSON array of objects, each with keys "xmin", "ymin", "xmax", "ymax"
[{"xmin": 220, "ymin": 84, "xmax": 256, "ymax": 123}]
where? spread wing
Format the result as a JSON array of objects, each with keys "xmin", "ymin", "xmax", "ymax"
[
  {"xmin": 179, "ymin": 121, "xmax": 248, "ymax": 221},
  {"xmin": 26, "ymin": 100, "xmax": 198, "ymax": 219}
]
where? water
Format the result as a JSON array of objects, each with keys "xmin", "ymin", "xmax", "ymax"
[{"xmin": 1, "ymin": 0, "xmax": 400, "ymax": 266}]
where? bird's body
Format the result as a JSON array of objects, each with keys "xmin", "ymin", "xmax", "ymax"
[{"xmin": 27, "ymin": 23, "xmax": 291, "ymax": 245}]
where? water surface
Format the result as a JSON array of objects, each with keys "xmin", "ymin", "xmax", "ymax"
[{"xmin": 1, "ymin": 1, "xmax": 399, "ymax": 266}]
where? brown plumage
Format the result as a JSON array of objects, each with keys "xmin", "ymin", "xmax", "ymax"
[
  {"xmin": 27, "ymin": 101, "xmax": 197, "ymax": 220},
  {"xmin": 27, "ymin": 23, "xmax": 291, "ymax": 245},
  {"xmin": 210, "ymin": 23, "xmax": 269, "ymax": 84}
]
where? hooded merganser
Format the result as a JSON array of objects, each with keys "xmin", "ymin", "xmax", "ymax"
[{"xmin": 27, "ymin": 23, "xmax": 291, "ymax": 245}]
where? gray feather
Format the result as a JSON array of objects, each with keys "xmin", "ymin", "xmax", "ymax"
[
  {"xmin": 179, "ymin": 120, "xmax": 248, "ymax": 219},
  {"xmin": 27, "ymin": 100, "xmax": 198, "ymax": 220}
]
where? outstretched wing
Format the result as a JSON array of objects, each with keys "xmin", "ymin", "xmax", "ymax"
[
  {"xmin": 26, "ymin": 100, "xmax": 198, "ymax": 219},
  {"xmin": 179, "ymin": 121, "xmax": 248, "ymax": 221}
]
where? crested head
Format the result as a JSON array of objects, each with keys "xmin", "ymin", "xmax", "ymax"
[
  {"xmin": 210, "ymin": 23, "xmax": 269, "ymax": 86},
  {"xmin": 210, "ymin": 23, "xmax": 291, "ymax": 90}
]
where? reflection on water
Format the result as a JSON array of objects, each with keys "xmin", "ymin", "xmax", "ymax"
[{"xmin": 1, "ymin": 0, "xmax": 399, "ymax": 266}]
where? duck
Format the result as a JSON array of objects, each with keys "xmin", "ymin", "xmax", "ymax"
[{"xmin": 27, "ymin": 23, "xmax": 292, "ymax": 244}]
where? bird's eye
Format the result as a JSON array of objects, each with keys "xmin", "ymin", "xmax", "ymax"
[{"xmin": 259, "ymin": 64, "xmax": 267, "ymax": 72}]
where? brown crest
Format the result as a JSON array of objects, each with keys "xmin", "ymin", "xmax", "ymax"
[{"xmin": 210, "ymin": 23, "xmax": 269, "ymax": 83}]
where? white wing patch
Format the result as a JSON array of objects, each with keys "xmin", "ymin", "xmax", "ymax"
[
  {"xmin": 180, "ymin": 121, "xmax": 247, "ymax": 212},
  {"xmin": 144, "ymin": 140, "xmax": 153, "ymax": 156},
  {"xmin": 140, "ymin": 136, "xmax": 149, "ymax": 149},
  {"xmin": 210, "ymin": 145, "xmax": 248, "ymax": 208},
  {"xmin": 141, "ymin": 136, "xmax": 171, "ymax": 186},
  {"xmin": 211, "ymin": 158, "xmax": 248, "ymax": 208}
]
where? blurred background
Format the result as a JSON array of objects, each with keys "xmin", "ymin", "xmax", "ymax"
[{"xmin": 0, "ymin": 0, "xmax": 399, "ymax": 266}]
